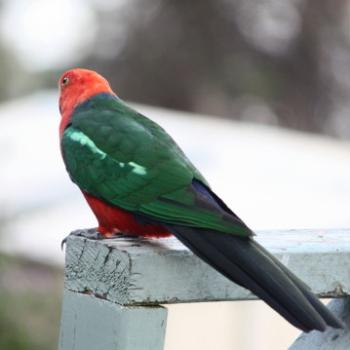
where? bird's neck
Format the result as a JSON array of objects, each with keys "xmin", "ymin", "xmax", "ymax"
[{"xmin": 59, "ymin": 83, "xmax": 115, "ymax": 138}]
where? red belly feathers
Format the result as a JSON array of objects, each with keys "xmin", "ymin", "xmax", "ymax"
[{"xmin": 83, "ymin": 192, "xmax": 172, "ymax": 238}]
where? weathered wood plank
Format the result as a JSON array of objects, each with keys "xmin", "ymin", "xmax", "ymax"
[
  {"xmin": 64, "ymin": 229, "xmax": 350, "ymax": 305},
  {"xmin": 59, "ymin": 290, "xmax": 167, "ymax": 350},
  {"xmin": 289, "ymin": 298, "xmax": 350, "ymax": 350}
]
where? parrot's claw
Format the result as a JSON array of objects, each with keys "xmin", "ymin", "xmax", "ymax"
[
  {"xmin": 61, "ymin": 228, "xmax": 104, "ymax": 250},
  {"xmin": 60, "ymin": 229, "xmax": 144, "ymax": 250}
]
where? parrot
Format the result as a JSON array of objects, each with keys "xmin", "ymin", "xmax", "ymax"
[{"xmin": 59, "ymin": 68, "xmax": 343, "ymax": 332}]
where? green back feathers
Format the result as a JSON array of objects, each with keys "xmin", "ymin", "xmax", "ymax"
[{"xmin": 61, "ymin": 94, "xmax": 251, "ymax": 236}]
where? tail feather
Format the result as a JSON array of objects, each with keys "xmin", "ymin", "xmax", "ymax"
[
  {"xmin": 167, "ymin": 225, "xmax": 343, "ymax": 332},
  {"xmin": 252, "ymin": 240, "xmax": 345, "ymax": 329}
]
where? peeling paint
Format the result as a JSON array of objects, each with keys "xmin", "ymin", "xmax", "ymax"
[{"xmin": 63, "ymin": 232, "xmax": 350, "ymax": 306}]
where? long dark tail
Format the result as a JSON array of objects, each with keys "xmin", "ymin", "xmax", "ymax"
[{"xmin": 167, "ymin": 225, "xmax": 344, "ymax": 332}]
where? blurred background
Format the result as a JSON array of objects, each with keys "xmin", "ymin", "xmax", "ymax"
[{"xmin": 1, "ymin": 0, "xmax": 350, "ymax": 349}]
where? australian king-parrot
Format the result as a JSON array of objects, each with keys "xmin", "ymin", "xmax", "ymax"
[{"xmin": 58, "ymin": 68, "xmax": 342, "ymax": 332}]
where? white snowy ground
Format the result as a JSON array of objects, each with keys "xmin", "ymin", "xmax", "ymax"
[{"xmin": 1, "ymin": 91, "xmax": 350, "ymax": 265}]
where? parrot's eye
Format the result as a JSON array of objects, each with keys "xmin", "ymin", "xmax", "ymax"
[{"xmin": 61, "ymin": 77, "xmax": 70, "ymax": 86}]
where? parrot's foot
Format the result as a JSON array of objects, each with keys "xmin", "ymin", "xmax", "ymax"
[
  {"xmin": 61, "ymin": 229, "xmax": 144, "ymax": 250},
  {"xmin": 61, "ymin": 228, "xmax": 104, "ymax": 250}
]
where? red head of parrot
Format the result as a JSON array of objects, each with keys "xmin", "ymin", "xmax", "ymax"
[{"xmin": 58, "ymin": 68, "xmax": 115, "ymax": 137}]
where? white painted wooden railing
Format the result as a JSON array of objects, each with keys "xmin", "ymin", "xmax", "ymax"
[{"xmin": 58, "ymin": 229, "xmax": 350, "ymax": 350}]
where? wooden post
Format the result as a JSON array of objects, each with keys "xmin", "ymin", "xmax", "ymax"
[
  {"xmin": 59, "ymin": 229, "xmax": 350, "ymax": 349},
  {"xmin": 59, "ymin": 290, "xmax": 167, "ymax": 350},
  {"xmin": 289, "ymin": 299, "xmax": 350, "ymax": 350}
]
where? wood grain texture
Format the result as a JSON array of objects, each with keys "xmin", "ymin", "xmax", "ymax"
[{"xmin": 64, "ymin": 229, "xmax": 350, "ymax": 305}]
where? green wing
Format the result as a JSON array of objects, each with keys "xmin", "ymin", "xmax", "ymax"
[{"xmin": 61, "ymin": 94, "xmax": 251, "ymax": 236}]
